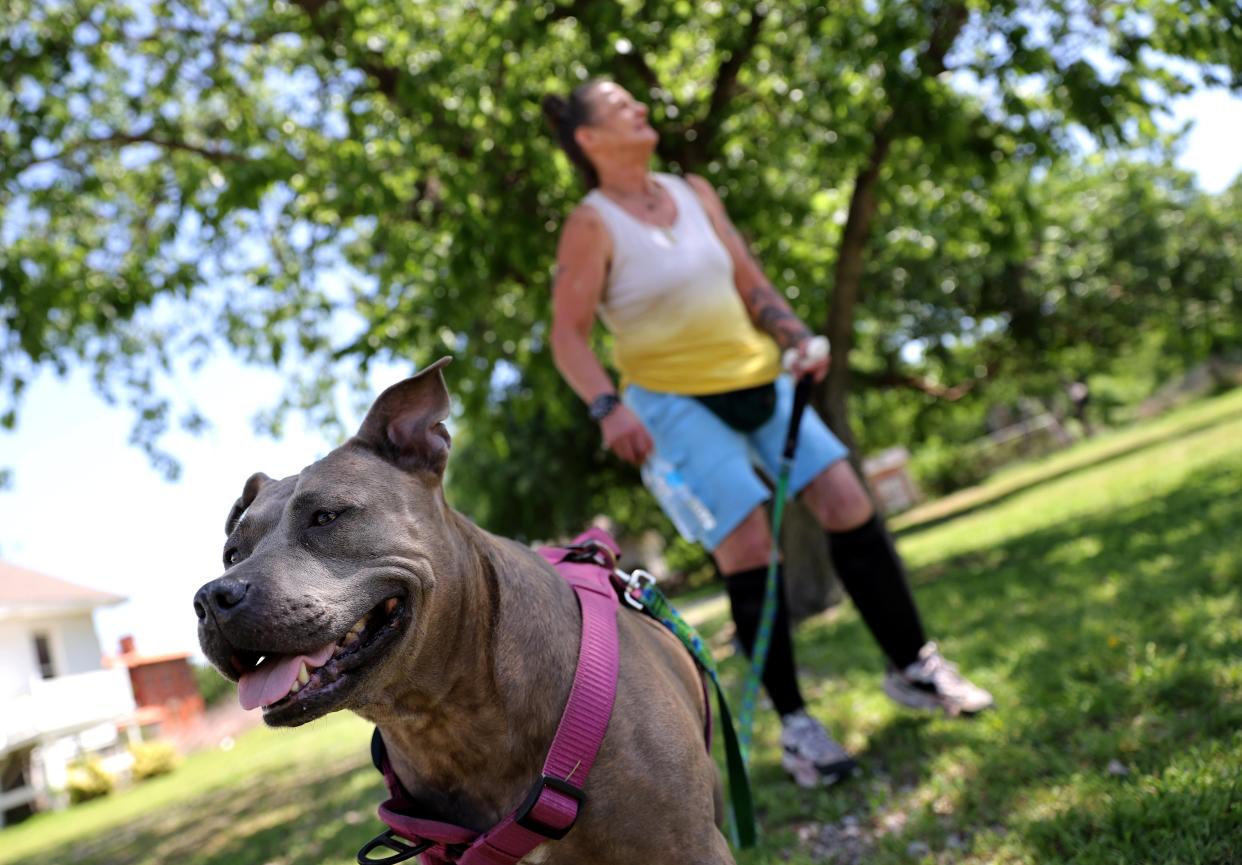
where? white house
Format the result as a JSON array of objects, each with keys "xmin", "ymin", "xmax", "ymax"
[{"xmin": 0, "ymin": 561, "xmax": 137, "ymax": 827}]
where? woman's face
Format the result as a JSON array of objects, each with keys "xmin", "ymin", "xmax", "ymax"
[{"xmin": 576, "ymin": 82, "xmax": 659, "ymax": 158}]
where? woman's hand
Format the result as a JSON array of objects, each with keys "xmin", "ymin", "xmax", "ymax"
[
  {"xmin": 783, "ymin": 335, "xmax": 831, "ymax": 383},
  {"xmin": 600, "ymin": 405, "xmax": 655, "ymax": 465}
]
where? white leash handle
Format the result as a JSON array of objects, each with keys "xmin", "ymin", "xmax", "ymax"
[{"xmin": 782, "ymin": 335, "xmax": 830, "ymax": 372}]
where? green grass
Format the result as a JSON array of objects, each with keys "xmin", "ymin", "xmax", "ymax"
[
  {"xmin": 0, "ymin": 713, "xmax": 382, "ymax": 865},
  {"xmin": 719, "ymin": 386, "xmax": 1242, "ymax": 864},
  {"xmin": 3, "ymin": 389, "xmax": 1240, "ymax": 864}
]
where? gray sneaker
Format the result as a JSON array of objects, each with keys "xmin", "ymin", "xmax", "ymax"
[
  {"xmin": 779, "ymin": 710, "xmax": 858, "ymax": 788},
  {"xmin": 883, "ymin": 642, "xmax": 994, "ymax": 717}
]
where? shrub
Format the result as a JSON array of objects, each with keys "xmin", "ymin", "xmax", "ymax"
[
  {"xmin": 66, "ymin": 758, "xmax": 114, "ymax": 804},
  {"xmin": 130, "ymin": 741, "xmax": 179, "ymax": 780},
  {"xmin": 910, "ymin": 438, "xmax": 991, "ymax": 496},
  {"xmin": 661, "ymin": 534, "xmax": 714, "ymax": 594}
]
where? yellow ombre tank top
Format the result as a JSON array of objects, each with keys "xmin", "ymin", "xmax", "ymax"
[{"xmin": 584, "ymin": 173, "xmax": 781, "ymax": 396}]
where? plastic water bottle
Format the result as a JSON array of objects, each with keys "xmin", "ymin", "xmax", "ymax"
[{"xmin": 641, "ymin": 455, "xmax": 717, "ymax": 543}]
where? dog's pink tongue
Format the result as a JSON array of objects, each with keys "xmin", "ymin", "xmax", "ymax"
[{"xmin": 238, "ymin": 643, "xmax": 336, "ymax": 711}]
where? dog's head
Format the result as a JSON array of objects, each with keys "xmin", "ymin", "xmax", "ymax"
[{"xmin": 194, "ymin": 357, "xmax": 459, "ymax": 726}]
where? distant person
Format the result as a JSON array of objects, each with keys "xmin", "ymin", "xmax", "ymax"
[
  {"xmin": 543, "ymin": 79, "xmax": 993, "ymax": 789},
  {"xmin": 1068, "ymin": 381, "xmax": 1092, "ymax": 436}
]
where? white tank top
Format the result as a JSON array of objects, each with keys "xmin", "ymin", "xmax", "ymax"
[{"xmin": 583, "ymin": 173, "xmax": 779, "ymax": 395}]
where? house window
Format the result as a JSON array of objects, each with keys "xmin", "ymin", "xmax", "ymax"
[{"xmin": 32, "ymin": 633, "xmax": 55, "ymax": 679}]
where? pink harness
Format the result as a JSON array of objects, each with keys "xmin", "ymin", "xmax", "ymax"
[{"xmin": 361, "ymin": 528, "xmax": 625, "ymax": 865}]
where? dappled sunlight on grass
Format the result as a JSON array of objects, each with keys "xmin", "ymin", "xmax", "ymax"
[
  {"xmin": 1018, "ymin": 740, "xmax": 1241, "ymax": 864},
  {"xmin": 726, "ymin": 393, "xmax": 1242, "ymax": 863},
  {"xmin": 44, "ymin": 754, "xmax": 382, "ymax": 865},
  {"xmin": 896, "ymin": 399, "xmax": 1242, "ymax": 572},
  {"xmin": 890, "ymin": 387, "xmax": 1242, "ymax": 536}
]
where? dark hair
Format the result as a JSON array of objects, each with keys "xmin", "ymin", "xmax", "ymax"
[{"xmin": 541, "ymin": 80, "xmax": 604, "ymax": 189}]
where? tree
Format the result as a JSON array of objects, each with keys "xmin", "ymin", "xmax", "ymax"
[
  {"xmin": 3, "ymin": 0, "xmax": 1239, "ymax": 541},
  {"xmin": 849, "ymin": 156, "xmax": 1241, "ymax": 493},
  {"xmin": 807, "ymin": 0, "xmax": 1242, "ymax": 453}
]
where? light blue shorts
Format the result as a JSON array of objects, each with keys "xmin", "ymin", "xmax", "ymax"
[{"xmin": 624, "ymin": 375, "xmax": 850, "ymax": 552}]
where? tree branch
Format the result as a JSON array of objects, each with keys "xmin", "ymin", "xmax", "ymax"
[
  {"xmin": 546, "ymin": 0, "xmax": 593, "ymax": 23},
  {"xmin": 854, "ymin": 360, "xmax": 998, "ymax": 401},
  {"xmin": 819, "ymin": 0, "xmax": 970, "ymax": 454},
  {"xmin": 618, "ymin": 48, "xmax": 661, "ymax": 94},
  {"xmin": 922, "ymin": 0, "xmax": 970, "ymax": 74},
  {"xmin": 290, "ymin": 0, "xmax": 397, "ymax": 97},
  {"xmin": 289, "ymin": 0, "xmax": 474, "ymax": 159},
  {"xmin": 706, "ymin": 6, "xmax": 768, "ymax": 125},
  {"xmin": 135, "ymin": 24, "xmax": 299, "ymax": 48},
  {"xmin": 15, "ymin": 133, "xmax": 247, "ymax": 172},
  {"xmin": 684, "ymin": 4, "xmax": 769, "ymax": 162}
]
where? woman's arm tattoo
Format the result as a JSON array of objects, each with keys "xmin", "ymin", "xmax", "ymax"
[
  {"xmin": 718, "ymin": 213, "xmax": 812, "ymax": 349},
  {"xmin": 747, "ymin": 282, "xmax": 811, "ymax": 350}
]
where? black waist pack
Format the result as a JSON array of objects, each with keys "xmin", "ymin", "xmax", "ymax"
[{"xmin": 695, "ymin": 381, "xmax": 778, "ymax": 433}]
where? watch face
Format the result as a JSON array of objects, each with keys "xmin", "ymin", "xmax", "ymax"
[{"xmin": 590, "ymin": 395, "xmax": 619, "ymax": 421}]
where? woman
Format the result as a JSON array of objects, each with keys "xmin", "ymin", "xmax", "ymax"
[{"xmin": 543, "ymin": 80, "xmax": 992, "ymax": 789}]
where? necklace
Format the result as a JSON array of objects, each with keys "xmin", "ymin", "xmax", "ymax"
[
  {"xmin": 641, "ymin": 181, "xmax": 675, "ymax": 242},
  {"xmin": 603, "ymin": 181, "xmax": 676, "ymax": 243}
]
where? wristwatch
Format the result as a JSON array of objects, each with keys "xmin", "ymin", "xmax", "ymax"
[{"xmin": 587, "ymin": 393, "xmax": 622, "ymax": 423}]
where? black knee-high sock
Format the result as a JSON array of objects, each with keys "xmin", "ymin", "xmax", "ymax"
[
  {"xmin": 828, "ymin": 515, "xmax": 927, "ymax": 669},
  {"xmin": 723, "ymin": 565, "xmax": 805, "ymax": 717}
]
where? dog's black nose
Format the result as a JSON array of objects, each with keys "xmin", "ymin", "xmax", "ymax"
[{"xmin": 194, "ymin": 577, "xmax": 250, "ymax": 621}]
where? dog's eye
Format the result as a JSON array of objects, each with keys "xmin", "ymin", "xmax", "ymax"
[
  {"xmin": 224, "ymin": 548, "xmax": 239, "ymax": 567},
  {"xmin": 312, "ymin": 510, "xmax": 338, "ymax": 527}
]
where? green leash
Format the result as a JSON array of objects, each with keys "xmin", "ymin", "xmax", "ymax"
[
  {"xmin": 621, "ymin": 575, "xmax": 757, "ymax": 849},
  {"xmin": 618, "ymin": 371, "xmax": 818, "ymax": 848},
  {"xmin": 736, "ymin": 374, "xmax": 816, "ymax": 762}
]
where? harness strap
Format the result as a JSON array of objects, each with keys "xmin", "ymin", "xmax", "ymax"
[
  {"xmin": 361, "ymin": 530, "xmax": 621, "ymax": 865},
  {"xmin": 462, "ymin": 542, "xmax": 620, "ymax": 865}
]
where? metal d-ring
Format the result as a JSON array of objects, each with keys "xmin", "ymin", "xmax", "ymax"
[
  {"xmin": 571, "ymin": 538, "xmax": 618, "ymax": 570},
  {"xmin": 615, "ymin": 568, "xmax": 655, "ymax": 610}
]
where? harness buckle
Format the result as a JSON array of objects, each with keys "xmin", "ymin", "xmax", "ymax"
[
  {"xmin": 614, "ymin": 568, "xmax": 655, "ymax": 610},
  {"xmin": 513, "ymin": 773, "xmax": 587, "ymax": 840},
  {"xmin": 356, "ymin": 829, "xmax": 433, "ymax": 865},
  {"xmin": 564, "ymin": 538, "xmax": 617, "ymax": 570}
]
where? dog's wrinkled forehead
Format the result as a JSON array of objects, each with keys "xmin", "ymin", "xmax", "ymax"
[{"xmin": 225, "ymin": 474, "xmax": 298, "ymax": 543}]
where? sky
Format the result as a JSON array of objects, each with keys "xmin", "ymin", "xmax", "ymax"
[{"xmin": 1, "ymin": 84, "xmax": 1240, "ymax": 662}]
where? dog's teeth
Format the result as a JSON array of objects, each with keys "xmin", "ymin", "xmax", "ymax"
[
  {"xmin": 338, "ymin": 616, "xmax": 367, "ymax": 647},
  {"xmin": 289, "ymin": 681, "xmax": 301, "ymax": 694},
  {"xmin": 297, "ymin": 663, "xmax": 310, "ymax": 685}
]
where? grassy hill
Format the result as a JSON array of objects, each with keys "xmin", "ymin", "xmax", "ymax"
[{"xmin": 3, "ymin": 388, "xmax": 1239, "ymax": 865}]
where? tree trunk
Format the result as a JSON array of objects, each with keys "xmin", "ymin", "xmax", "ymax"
[
  {"xmin": 818, "ymin": 125, "xmax": 892, "ymax": 457},
  {"xmin": 781, "ymin": 498, "xmax": 845, "ymax": 622},
  {"xmin": 817, "ymin": 0, "xmax": 968, "ymax": 454}
]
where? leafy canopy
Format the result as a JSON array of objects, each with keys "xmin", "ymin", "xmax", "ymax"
[{"xmin": 2, "ymin": 0, "xmax": 1239, "ymax": 534}]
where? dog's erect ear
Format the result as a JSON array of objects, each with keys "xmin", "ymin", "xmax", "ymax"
[
  {"xmin": 356, "ymin": 357, "xmax": 453, "ymax": 474},
  {"xmin": 225, "ymin": 472, "xmax": 273, "ymax": 535}
]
